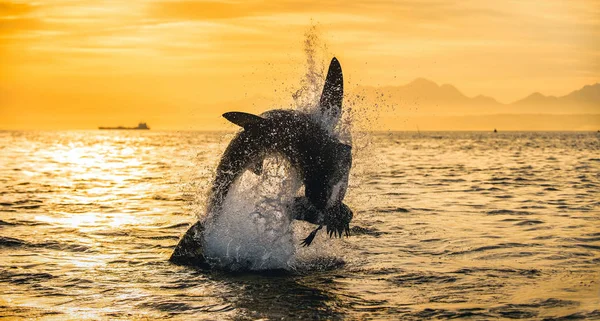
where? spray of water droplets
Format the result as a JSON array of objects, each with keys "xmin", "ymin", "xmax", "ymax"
[
  {"xmin": 197, "ymin": 25, "xmax": 380, "ymax": 271},
  {"xmin": 202, "ymin": 156, "xmax": 302, "ymax": 270}
]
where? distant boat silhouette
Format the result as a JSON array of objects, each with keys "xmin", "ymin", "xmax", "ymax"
[{"xmin": 99, "ymin": 122, "xmax": 150, "ymax": 130}]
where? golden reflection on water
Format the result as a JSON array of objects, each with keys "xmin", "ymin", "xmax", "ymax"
[
  {"xmin": 34, "ymin": 212, "xmax": 139, "ymax": 229},
  {"xmin": 0, "ymin": 131, "xmax": 598, "ymax": 320}
]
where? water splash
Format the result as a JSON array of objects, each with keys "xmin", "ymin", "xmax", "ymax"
[
  {"xmin": 203, "ymin": 157, "xmax": 302, "ymax": 270},
  {"xmin": 292, "ymin": 24, "xmax": 327, "ymax": 115},
  {"xmin": 200, "ymin": 26, "xmax": 352, "ymax": 271},
  {"xmin": 292, "ymin": 25, "xmax": 353, "ymax": 145}
]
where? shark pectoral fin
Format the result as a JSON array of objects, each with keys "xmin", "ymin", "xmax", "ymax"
[
  {"xmin": 249, "ymin": 160, "xmax": 263, "ymax": 175},
  {"xmin": 223, "ymin": 112, "xmax": 264, "ymax": 129},
  {"xmin": 318, "ymin": 57, "xmax": 343, "ymax": 126}
]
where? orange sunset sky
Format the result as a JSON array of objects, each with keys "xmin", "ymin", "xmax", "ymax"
[{"xmin": 1, "ymin": 0, "xmax": 599, "ymax": 130}]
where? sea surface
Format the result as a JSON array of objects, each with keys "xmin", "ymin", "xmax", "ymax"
[{"xmin": 1, "ymin": 130, "xmax": 599, "ymax": 320}]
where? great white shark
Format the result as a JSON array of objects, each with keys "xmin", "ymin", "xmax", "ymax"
[{"xmin": 170, "ymin": 57, "xmax": 353, "ymax": 267}]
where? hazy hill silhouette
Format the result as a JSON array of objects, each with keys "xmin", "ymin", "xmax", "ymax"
[
  {"xmin": 209, "ymin": 80, "xmax": 598, "ymax": 131},
  {"xmin": 353, "ymin": 79, "xmax": 599, "ymax": 115},
  {"xmin": 354, "ymin": 78, "xmax": 500, "ymax": 115},
  {"xmin": 513, "ymin": 83, "xmax": 600, "ymax": 113}
]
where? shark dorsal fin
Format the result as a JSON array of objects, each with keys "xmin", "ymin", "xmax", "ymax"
[
  {"xmin": 223, "ymin": 112, "xmax": 264, "ymax": 129},
  {"xmin": 318, "ymin": 57, "xmax": 343, "ymax": 128}
]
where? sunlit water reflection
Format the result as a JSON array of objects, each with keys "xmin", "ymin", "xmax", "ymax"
[{"xmin": 1, "ymin": 130, "xmax": 599, "ymax": 320}]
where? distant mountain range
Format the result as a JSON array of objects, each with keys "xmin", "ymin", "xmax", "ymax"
[
  {"xmin": 513, "ymin": 83, "xmax": 600, "ymax": 110},
  {"xmin": 210, "ymin": 79, "xmax": 599, "ymax": 130},
  {"xmin": 353, "ymin": 79, "xmax": 599, "ymax": 115}
]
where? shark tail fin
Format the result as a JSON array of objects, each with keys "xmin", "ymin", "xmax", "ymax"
[
  {"xmin": 223, "ymin": 112, "xmax": 264, "ymax": 129},
  {"xmin": 318, "ymin": 57, "xmax": 343, "ymax": 128}
]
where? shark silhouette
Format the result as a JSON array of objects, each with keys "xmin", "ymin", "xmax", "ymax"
[{"xmin": 170, "ymin": 57, "xmax": 353, "ymax": 267}]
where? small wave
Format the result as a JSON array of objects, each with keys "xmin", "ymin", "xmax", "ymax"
[
  {"xmin": 160, "ymin": 222, "xmax": 190, "ymax": 229},
  {"xmin": 39, "ymin": 241, "xmax": 91, "ymax": 252},
  {"xmin": 0, "ymin": 306, "xmax": 62, "ymax": 318},
  {"xmin": 548, "ymin": 200, "xmax": 568, "ymax": 205},
  {"xmin": 451, "ymin": 243, "xmax": 541, "ymax": 256},
  {"xmin": 452, "ymin": 267, "xmax": 541, "ymax": 278},
  {"xmin": 203, "ymin": 304, "xmax": 236, "ymax": 313},
  {"xmin": 528, "ymin": 298, "xmax": 579, "ymax": 308},
  {"xmin": 519, "ymin": 205, "xmax": 546, "ymax": 209},
  {"xmin": 574, "ymin": 244, "xmax": 600, "ymax": 251},
  {"xmin": 478, "ymin": 251, "xmax": 535, "ymax": 259},
  {"xmin": 93, "ymin": 230, "xmax": 132, "ymax": 237},
  {"xmin": 0, "ymin": 199, "xmax": 43, "ymax": 206},
  {"xmin": 61, "ymin": 277, "xmax": 95, "ymax": 289},
  {"xmin": 463, "ymin": 186, "xmax": 485, "ymax": 192},
  {"xmin": 14, "ymin": 205, "xmax": 41, "ymax": 209},
  {"xmin": 383, "ymin": 192, "xmax": 405, "ymax": 196},
  {"xmin": 487, "ymin": 209, "xmax": 532, "ymax": 215},
  {"xmin": 350, "ymin": 226, "xmax": 386, "ymax": 237},
  {"xmin": 0, "ymin": 270, "xmax": 56, "ymax": 285},
  {"xmin": 420, "ymin": 238, "xmax": 442, "ymax": 243},
  {"xmin": 515, "ymin": 220, "xmax": 544, "ymax": 226},
  {"xmin": 533, "ymin": 235, "xmax": 555, "ymax": 240},
  {"xmin": 411, "ymin": 207, "xmax": 435, "ymax": 212},
  {"xmin": 489, "ymin": 182, "xmax": 510, "ymax": 186},
  {"xmin": 291, "ymin": 256, "xmax": 346, "ymax": 273},
  {"xmin": 139, "ymin": 235, "xmax": 180, "ymax": 241},
  {"xmin": 389, "ymin": 272, "xmax": 457, "ymax": 286},
  {"xmin": 543, "ymin": 310, "xmax": 600, "ymax": 321},
  {"xmin": 0, "ymin": 236, "xmax": 28, "ymax": 247},
  {"xmin": 156, "ymin": 282, "xmax": 197, "ymax": 291},
  {"xmin": 439, "ymin": 178, "xmax": 466, "ymax": 183},
  {"xmin": 409, "ymin": 308, "xmax": 492, "ymax": 320},
  {"xmin": 489, "ymin": 306, "xmax": 537, "ymax": 319},
  {"xmin": 0, "ymin": 236, "xmax": 90, "ymax": 252},
  {"xmin": 566, "ymin": 206, "xmax": 593, "ymax": 211},
  {"xmin": 376, "ymin": 207, "xmax": 410, "ymax": 213},
  {"xmin": 0, "ymin": 219, "xmax": 16, "ymax": 226},
  {"xmin": 524, "ymin": 226, "xmax": 552, "ymax": 232},
  {"xmin": 366, "ymin": 267, "xmax": 406, "ymax": 275},
  {"xmin": 138, "ymin": 301, "xmax": 197, "ymax": 312},
  {"xmin": 489, "ymin": 298, "xmax": 580, "ymax": 320}
]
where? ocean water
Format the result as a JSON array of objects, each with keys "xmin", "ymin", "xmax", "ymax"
[{"xmin": 1, "ymin": 130, "xmax": 599, "ymax": 320}]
